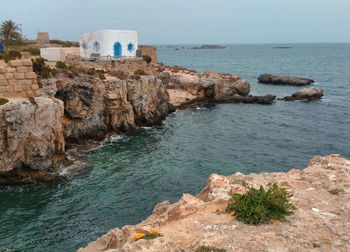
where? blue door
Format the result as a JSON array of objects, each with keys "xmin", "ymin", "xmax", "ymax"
[{"xmin": 114, "ymin": 42, "xmax": 122, "ymax": 57}]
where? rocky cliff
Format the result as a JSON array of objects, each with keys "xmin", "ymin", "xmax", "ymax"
[
  {"xmin": 0, "ymin": 97, "xmax": 65, "ymax": 183},
  {"xmin": 55, "ymin": 75, "xmax": 173, "ymax": 141},
  {"xmin": 79, "ymin": 154, "xmax": 350, "ymax": 252}
]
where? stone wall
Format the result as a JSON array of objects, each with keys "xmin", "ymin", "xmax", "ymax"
[
  {"xmin": 0, "ymin": 60, "xmax": 40, "ymax": 98},
  {"xmin": 139, "ymin": 45, "xmax": 158, "ymax": 63}
]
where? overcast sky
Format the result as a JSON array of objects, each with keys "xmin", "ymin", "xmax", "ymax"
[{"xmin": 1, "ymin": 0, "xmax": 349, "ymax": 44}]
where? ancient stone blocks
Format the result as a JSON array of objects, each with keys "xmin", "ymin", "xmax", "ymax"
[
  {"xmin": 0, "ymin": 60, "xmax": 39, "ymax": 98},
  {"xmin": 9, "ymin": 60, "xmax": 22, "ymax": 67}
]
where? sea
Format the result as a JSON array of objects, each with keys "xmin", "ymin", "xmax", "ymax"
[{"xmin": 1, "ymin": 43, "xmax": 349, "ymax": 252}]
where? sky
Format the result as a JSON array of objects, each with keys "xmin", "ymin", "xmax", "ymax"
[{"xmin": 1, "ymin": 0, "xmax": 349, "ymax": 44}]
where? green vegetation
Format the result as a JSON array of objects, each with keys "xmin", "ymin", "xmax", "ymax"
[
  {"xmin": 0, "ymin": 98, "xmax": 9, "ymax": 105},
  {"xmin": 22, "ymin": 47, "xmax": 40, "ymax": 55},
  {"xmin": 32, "ymin": 57, "xmax": 52, "ymax": 79},
  {"xmin": 226, "ymin": 183, "xmax": 295, "ymax": 225},
  {"xmin": 328, "ymin": 188, "xmax": 345, "ymax": 195},
  {"xmin": 0, "ymin": 50, "xmax": 22, "ymax": 62},
  {"xmin": 142, "ymin": 55, "xmax": 152, "ymax": 65},
  {"xmin": 0, "ymin": 20, "xmax": 22, "ymax": 42},
  {"xmin": 49, "ymin": 40, "xmax": 79, "ymax": 47},
  {"xmin": 134, "ymin": 69, "xmax": 146, "ymax": 76},
  {"xmin": 195, "ymin": 245, "xmax": 226, "ymax": 252},
  {"xmin": 55, "ymin": 61, "xmax": 67, "ymax": 69}
]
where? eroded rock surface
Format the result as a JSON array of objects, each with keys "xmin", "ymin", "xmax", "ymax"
[
  {"xmin": 258, "ymin": 74, "xmax": 314, "ymax": 86},
  {"xmin": 79, "ymin": 154, "xmax": 350, "ymax": 252},
  {"xmin": 282, "ymin": 87, "xmax": 324, "ymax": 101},
  {"xmin": 0, "ymin": 97, "xmax": 65, "ymax": 183},
  {"xmin": 55, "ymin": 75, "xmax": 173, "ymax": 140},
  {"xmin": 158, "ymin": 70, "xmax": 275, "ymax": 107}
]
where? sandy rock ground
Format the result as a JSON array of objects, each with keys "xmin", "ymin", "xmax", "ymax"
[{"xmin": 79, "ymin": 154, "xmax": 350, "ymax": 252}]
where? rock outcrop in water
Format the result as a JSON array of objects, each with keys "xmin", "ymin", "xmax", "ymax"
[
  {"xmin": 158, "ymin": 69, "xmax": 275, "ymax": 108},
  {"xmin": 281, "ymin": 87, "xmax": 324, "ymax": 101},
  {"xmin": 0, "ymin": 97, "xmax": 65, "ymax": 183},
  {"xmin": 79, "ymin": 154, "xmax": 350, "ymax": 252},
  {"xmin": 258, "ymin": 74, "xmax": 314, "ymax": 86}
]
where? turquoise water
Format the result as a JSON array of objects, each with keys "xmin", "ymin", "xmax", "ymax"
[{"xmin": 1, "ymin": 43, "xmax": 350, "ymax": 252}]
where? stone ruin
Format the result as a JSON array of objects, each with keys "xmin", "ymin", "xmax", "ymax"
[{"xmin": 0, "ymin": 60, "xmax": 40, "ymax": 98}]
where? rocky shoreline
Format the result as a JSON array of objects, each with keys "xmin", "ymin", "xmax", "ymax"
[
  {"xmin": 0, "ymin": 59, "xmax": 279, "ymax": 184},
  {"xmin": 0, "ymin": 58, "xmax": 325, "ymax": 184},
  {"xmin": 78, "ymin": 154, "xmax": 350, "ymax": 252}
]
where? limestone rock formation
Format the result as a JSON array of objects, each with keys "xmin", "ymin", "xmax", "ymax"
[
  {"xmin": 55, "ymin": 75, "xmax": 173, "ymax": 140},
  {"xmin": 0, "ymin": 97, "xmax": 65, "ymax": 183},
  {"xmin": 282, "ymin": 87, "xmax": 324, "ymax": 101},
  {"xmin": 79, "ymin": 154, "xmax": 350, "ymax": 252},
  {"xmin": 258, "ymin": 74, "xmax": 314, "ymax": 86}
]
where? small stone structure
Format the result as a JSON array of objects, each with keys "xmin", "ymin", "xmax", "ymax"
[
  {"xmin": 0, "ymin": 60, "xmax": 40, "ymax": 98},
  {"xmin": 37, "ymin": 32, "xmax": 50, "ymax": 43},
  {"xmin": 40, "ymin": 47, "xmax": 80, "ymax": 62},
  {"xmin": 139, "ymin": 45, "xmax": 158, "ymax": 63}
]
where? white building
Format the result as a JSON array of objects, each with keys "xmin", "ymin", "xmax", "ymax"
[{"xmin": 80, "ymin": 30, "xmax": 138, "ymax": 59}]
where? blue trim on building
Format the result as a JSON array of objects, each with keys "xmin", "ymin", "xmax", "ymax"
[{"xmin": 114, "ymin": 42, "xmax": 122, "ymax": 57}]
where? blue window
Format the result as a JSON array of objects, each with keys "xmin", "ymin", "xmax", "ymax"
[{"xmin": 127, "ymin": 43, "xmax": 134, "ymax": 52}]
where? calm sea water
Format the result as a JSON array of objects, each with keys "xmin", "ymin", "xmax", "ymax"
[{"xmin": 1, "ymin": 43, "xmax": 350, "ymax": 252}]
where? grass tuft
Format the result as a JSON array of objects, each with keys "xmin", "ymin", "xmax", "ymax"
[{"xmin": 328, "ymin": 188, "xmax": 345, "ymax": 195}]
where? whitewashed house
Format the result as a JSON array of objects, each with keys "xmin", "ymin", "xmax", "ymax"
[{"xmin": 80, "ymin": 30, "xmax": 138, "ymax": 59}]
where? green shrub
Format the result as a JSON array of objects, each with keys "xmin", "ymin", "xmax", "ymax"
[
  {"xmin": 134, "ymin": 69, "xmax": 146, "ymax": 76},
  {"xmin": 23, "ymin": 47, "xmax": 40, "ymax": 55},
  {"xmin": 142, "ymin": 55, "xmax": 152, "ymax": 64},
  {"xmin": 55, "ymin": 61, "xmax": 67, "ymax": 69},
  {"xmin": 0, "ymin": 98, "xmax": 9, "ymax": 105},
  {"xmin": 95, "ymin": 69, "xmax": 106, "ymax": 74},
  {"xmin": 67, "ymin": 64, "xmax": 79, "ymax": 75},
  {"xmin": 0, "ymin": 50, "xmax": 22, "ymax": 62},
  {"xmin": 195, "ymin": 246, "xmax": 226, "ymax": 252},
  {"xmin": 329, "ymin": 188, "xmax": 345, "ymax": 195},
  {"xmin": 49, "ymin": 40, "xmax": 79, "ymax": 47},
  {"xmin": 226, "ymin": 183, "xmax": 295, "ymax": 225},
  {"xmin": 32, "ymin": 57, "xmax": 52, "ymax": 79}
]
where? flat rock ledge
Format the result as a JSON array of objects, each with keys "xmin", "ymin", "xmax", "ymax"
[
  {"xmin": 281, "ymin": 87, "xmax": 324, "ymax": 101},
  {"xmin": 258, "ymin": 74, "xmax": 315, "ymax": 86},
  {"xmin": 78, "ymin": 154, "xmax": 350, "ymax": 252}
]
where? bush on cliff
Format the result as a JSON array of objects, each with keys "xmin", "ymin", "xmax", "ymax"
[
  {"xmin": 134, "ymin": 69, "xmax": 146, "ymax": 76},
  {"xmin": 0, "ymin": 97, "xmax": 9, "ymax": 105},
  {"xmin": 55, "ymin": 61, "xmax": 67, "ymax": 69},
  {"xmin": 23, "ymin": 47, "xmax": 40, "ymax": 56},
  {"xmin": 226, "ymin": 183, "xmax": 295, "ymax": 225},
  {"xmin": 0, "ymin": 50, "xmax": 22, "ymax": 62},
  {"xmin": 142, "ymin": 55, "xmax": 152, "ymax": 65},
  {"xmin": 32, "ymin": 57, "xmax": 53, "ymax": 79}
]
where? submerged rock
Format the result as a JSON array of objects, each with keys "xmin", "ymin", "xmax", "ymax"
[
  {"xmin": 258, "ymin": 74, "xmax": 314, "ymax": 86},
  {"xmin": 79, "ymin": 154, "xmax": 350, "ymax": 251},
  {"xmin": 216, "ymin": 94, "xmax": 276, "ymax": 105},
  {"xmin": 282, "ymin": 87, "xmax": 324, "ymax": 101}
]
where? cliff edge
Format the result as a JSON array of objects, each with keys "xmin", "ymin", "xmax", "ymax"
[{"xmin": 78, "ymin": 154, "xmax": 350, "ymax": 252}]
